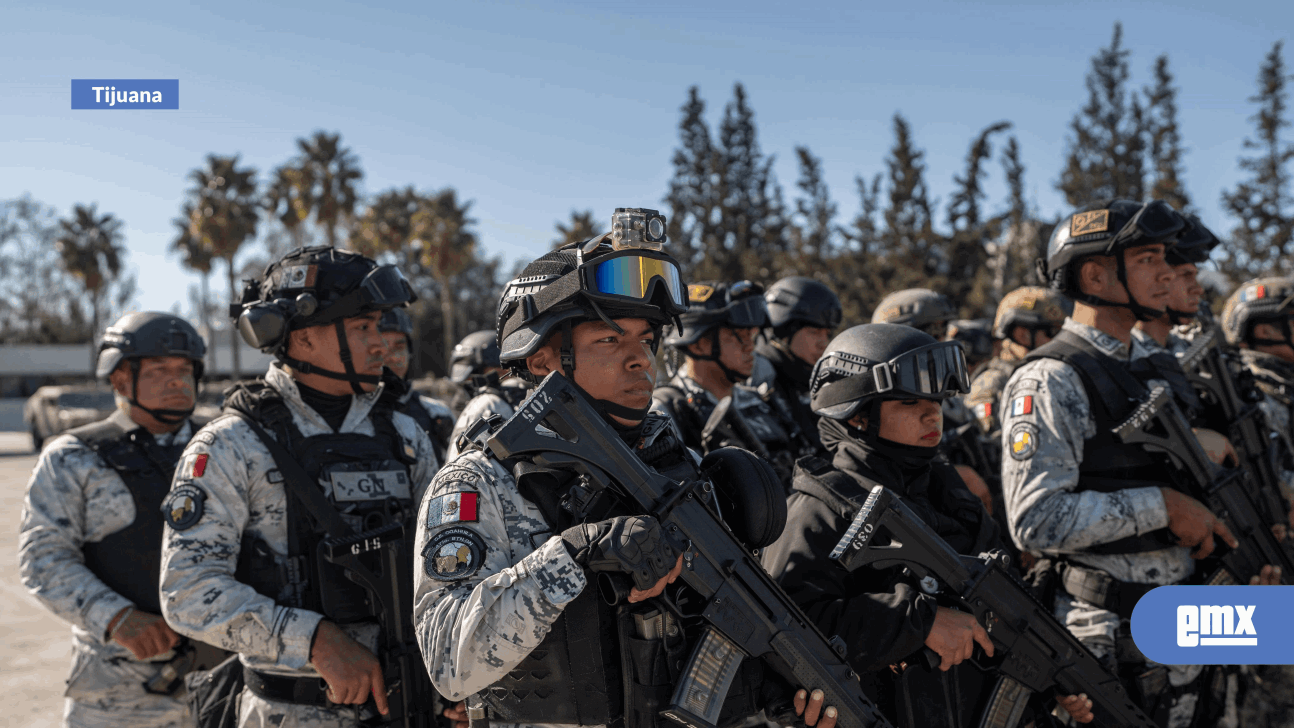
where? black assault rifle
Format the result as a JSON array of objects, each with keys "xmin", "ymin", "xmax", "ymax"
[
  {"xmin": 830, "ymin": 486, "xmax": 1157, "ymax": 728},
  {"xmin": 1179, "ymin": 327, "xmax": 1290, "ymax": 539},
  {"xmin": 487, "ymin": 372, "xmax": 892, "ymax": 728},
  {"xmin": 1112, "ymin": 385, "xmax": 1294, "ymax": 585}
]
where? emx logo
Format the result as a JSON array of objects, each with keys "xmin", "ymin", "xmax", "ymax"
[
  {"xmin": 1133, "ymin": 586, "xmax": 1293, "ymax": 664},
  {"xmin": 1177, "ymin": 605, "xmax": 1257, "ymax": 646}
]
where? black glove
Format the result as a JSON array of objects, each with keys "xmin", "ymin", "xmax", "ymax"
[{"xmin": 561, "ymin": 515, "xmax": 680, "ymax": 591}]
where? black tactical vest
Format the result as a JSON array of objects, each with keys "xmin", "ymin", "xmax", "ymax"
[
  {"xmin": 224, "ymin": 381, "xmax": 417, "ymax": 623},
  {"xmin": 474, "ymin": 415, "xmax": 733, "ymax": 728},
  {"xmin": 398, "ymin": 395, "xmax": 452, "ymax": 463},
  {"xmin": 1025, "ymin": 329, "xmax": 1177, "ymax": 553},
  {"xmin": 70, "ymin": 415, "xmax": 191, "ymax": 615}
]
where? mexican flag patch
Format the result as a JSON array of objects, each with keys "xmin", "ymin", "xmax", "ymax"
[{"xmin": 426, "ymin": 492, "xmax": 480, "ymax": 529}]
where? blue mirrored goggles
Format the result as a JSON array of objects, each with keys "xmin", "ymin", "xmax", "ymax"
[{"xmin": 584, "ymin": 251, "xmax": 688, "ymax": 313}]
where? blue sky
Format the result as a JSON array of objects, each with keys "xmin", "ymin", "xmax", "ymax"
[{"xmin": 1, "ymin": 0, "xmax": 1290, "ymax": 317}]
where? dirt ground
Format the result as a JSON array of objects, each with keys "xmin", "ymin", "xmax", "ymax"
[{"xmin": 0, "ymin": 433, "xmax": 69, "ymax": 728}]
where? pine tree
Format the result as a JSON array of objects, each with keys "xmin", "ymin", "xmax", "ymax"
[
  {"xmin": 991, "ymin": 137, "xmax": 1048, "ymax": 296},
  {"xmin": 717, "ymin": 83, "xmax": 785, "ymax": 280},
  {"xmin": 789, "ymin": 146, "xmax": 837, "ymax": 267},
  {"xmin": 1145, "ymin": 55, "xmax": 1191, "ymax": 211},
  {"xmin": 880, "ymin": 114, "xmax": 940, "ymax": 292},
  {"xmin": 1220, "ymin": 42, "xmax": 1294, "ymax": 282},
  {"xmin": 1058, "ymin": 23, "xmax": 1147, "ymax": 206},
  {"xmin": 837, "ymin": 174, "xmax": 886, "ymax": 322},
  {"xmin": 947, "ymin": 122, "xmax": 1012, "ymax": 315},
  {"xmin": 552, "ymin": 210, "xmax": 603, "ymax": 249},
  {"xmin": 664, "ymin": 87, "xmax": 719, "ymax": 277}
]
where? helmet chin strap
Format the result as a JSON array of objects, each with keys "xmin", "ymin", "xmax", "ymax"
[
  {"xmin": 1166, "ymin": 307, "xmax": 1197, "ymax": 326},
  {"xmin": 280, "ymin": 320, "xmax": 383, "ymax": 396},
  {"xmin": 688, "ymin": 328, "xmax": 747, "ymax": 384},
  {"xmin": 126, "ymin": 361, "xmax": 194, "ymax": 425},
  {"xmin": 1074, "ymin": 252, "xmax": 1165, "ymax": 322}
]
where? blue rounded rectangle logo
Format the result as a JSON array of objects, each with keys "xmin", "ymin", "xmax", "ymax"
[
  {"xmin": 71, "ymin": 79, "xmax": 178, "ymax": 109},
  {"xmin": 1132, "ymin": 585, "xmax": 1294, "ymax": 664}
]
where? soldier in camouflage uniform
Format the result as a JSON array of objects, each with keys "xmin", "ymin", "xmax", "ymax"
[
  {"xmin": 19, "ymin": 312, "xmax": 213, "ymax": 728},
  {"xmin": 1222, "ymin": 276, "xmax": 1294, "ymax": 727},
  {"xmin": 1001, "ymin": 200, "xmax": 1279, "ymax": 728},
  {"xmin": 444, "ymin": 329, "xmax": 530, "ymax": 461},
  {"xmin": 1130, "ymin": 214, "xmax": 1218, "ymax": 362},
  {"xmin": 159, "ymin": 246, "xmax": 440, "ymax": 728},
  {"xmin": 414, "ymin": 209, "xmax": 838, "ymax": 728},
  {"xmin": 379, "ymin": 306, "xmax": 456, "ymax": 461},
  {"xmin": 652, "ymin": 280, "xmax": 803, "ymax": 484}
]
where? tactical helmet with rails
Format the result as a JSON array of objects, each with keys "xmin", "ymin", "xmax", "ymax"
[
  {"xmin": 1039, "ymin": 199, "xmax": 1186, "ymax": 321},
  {"xmin": 810, "ymin": 323, "xmax": 970, "ymax": 427},
  {"xmin": 1221, "ymin": 277, "xmax": 1294, "ymax": 349},
  {"xmin": 96, "ymin": 312, "xmax": 207, "ymax": 423},
  {"xmin": 449, "ymin": 330, "xmax": 502, "ymax": 384},
  {"xmin": 764, "ymin": 276, "xmax": 842, "ymax": 340},
  {"xmin": 496, "ymin": 207, "xmax": 689, "ymax": 419},
  {"xmin": 664, "ymin": 280, "xmax": 769, "ymax": 383},
  {"xmin": 870, "ymin": 289, "xmax": 956, "ymax": 338},
  {"xmin": 232, "ymin": 245, "xmax": 416, "ymax": 394},
  {"xmin": 992, "ymin": 286, "xmax": 1073, "ymax": 349}
]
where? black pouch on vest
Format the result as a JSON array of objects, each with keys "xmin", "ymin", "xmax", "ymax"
[
  {"xmin": 621, "ymin": 607, "xmax": 688, "ymax": 728},
  {"xmin": 187, "ymin": 653, "xmax": 244, "ymax": 728}
]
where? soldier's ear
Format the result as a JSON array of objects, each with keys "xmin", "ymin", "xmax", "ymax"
[
  {"xmin": 1077, "ymin": 256, "xmax": 1113, "ymax": 297},
  {"xmin": 108, "ymin": 364, "xmax": 131, "ymax": 397},
  {"xmin": 526, "ymin": 344, "xmax": 556, "ymax": 378}
]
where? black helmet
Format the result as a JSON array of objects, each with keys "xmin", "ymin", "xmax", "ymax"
[
  {"xmin": 870, "ymin": 289, "xmax": 955, "ymax": 338},
  {"xmin": 810, "ymin": 323, "xmax": 970, "ymax": 421},
  {"xmin": 1221, "ymin": 277, "xmax": 1294, "ymax": 348},
  {"xmin": 664, "ymin": 280, "xmax": 769, "ymax": 347},
  {"xmin": 449, "ymin": 330, "xmax": 501, "ymax": 384},
  {"xmin": 1039, "ymin": 199, "xmax": 1186, "ymax": 321},
  {"xmin": 497, "ymin": 216, "xmax": 688, "ymax": 368},
  {"xmin": 1167, "ymin": 214, "xmax": 1220, "ymax": 266},
  {"xmin": 97, "ymin": 311, "xmax": 207, "ymax": 423},
  {"xmin": 378, "ymin": 307, "xmax": 414, "ymax": 345},
  {"xmin": 946, "ymin": 319, "xmax": 994, "ymax": 365},
  {"xmin": 765, "ymin": 276, "xmax": 842, "ymax": 339},
  {"xmin": 232, "ymin": 245, "xmax": 415, "ymax": 393}
]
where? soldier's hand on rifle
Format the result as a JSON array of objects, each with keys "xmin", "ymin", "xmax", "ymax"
[
  {"xmin": 1249, "ymin": 565, "xmax": 1282, "ymax": 585},
  {"xmin": 310, "ymin": 620, "xmax": 389, "ymax": 716},
  {"xmin": 1160, "ymin": 488, "xmax": 1238, "ymax": 559},
  {"xmin": 1192, "ymin": 428, "xmax": 1238, "ymax": 467},
  {"xmin": 443, "ymin": 700, "xmax": 469, "ymax": 728},
  {"xmin": 562, "ymin": 515, "xmax": 682, "ymax": 593},
  {"xmin": 1056, "ymin": 693, "xmax": 1094, "ymax": 723},
  {"xmin": 629, "ymin": 553, "xmax": 684, "ymax": 603},
  {"xmin": 923, "ymin": 606, "xmax": 994, "ymax": 671},
  {"xmin": 792, "ymin": 688, "xmax": 838, "ymax": 728},
  {"xmin": 106, "ymin": 606, "xmax": 181, "ymax": 660}
]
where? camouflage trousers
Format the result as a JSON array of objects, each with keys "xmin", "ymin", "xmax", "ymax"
[
  {"xmin": 237, "ymin": 688, "xmax": 361, "ymax": 728},
  {"xmin": 62, "ymin": 642, "xmax": 189, "ymax": 728},
  {"xmin": 1055, "ymin": 593, "xmax": 1202, "ymax": 728}
]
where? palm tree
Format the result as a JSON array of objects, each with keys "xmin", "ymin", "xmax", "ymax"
[
  {"xmin": 411, "ymin": 189, "xmax": 477, "ymax": 367},
  {"xmin": 55, "ymin": 204, "xmax": 125, "ymax": 373},
  {"xmin": 184, "ymin": 154, "xmax": 259, "ymax": 378},
  {"xmin": 170, "ymin": 201, "xmax": 216, "ymax": 373},
  {"xmin": 353, "ymin": 186, "xmax": 419, "ymax": 261},
  {"xmin": 293, "ymin": 131, "xmax": 363, "ymax": 247},
  {"xmin": 263, "ymin": 165, "xmax": 310, "ymax": 248}
]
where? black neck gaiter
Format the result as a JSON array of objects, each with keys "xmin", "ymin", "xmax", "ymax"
[{"xmin": 296, "ymin": 381, "xmax": 353, "ymax": 432}]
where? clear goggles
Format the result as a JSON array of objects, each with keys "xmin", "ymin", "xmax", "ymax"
[
  {"xmin": 812, "ymin": 340, "xmax": 971, "ymax": 411},
  {"xmin": 583, "ymin": 250, "xmax": 688, "ymax": 312},
  {"xmin": 1109, "ymin": 200, "xmax": 1185, "ymax": 251}
]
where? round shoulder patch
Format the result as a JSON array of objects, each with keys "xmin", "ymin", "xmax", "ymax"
[
  {"xmin": 164, "ymin": 483, "xmax": 207, "ymax": 531},
  {"xmin": 1008, "ymin": 422, "xmax": 1040, "ymax": 461},
  {"xmin": 423, "ymin": 526, "xmax": 487, "ymax": 581}
]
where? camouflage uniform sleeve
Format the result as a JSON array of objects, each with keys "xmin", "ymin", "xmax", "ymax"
[
  {"xmin": 17, "ymin": 436, "xmax": 134, "ymax": 640},
  {"xmin": 1000, "ymin": 360, "xmax": 1169, "ymax": 554},
  {"xmin": 159, "ymin": 418, "xmax": 323, "ymax": 669},
  {"xmin": 1256, "ymin": 394, "xmax": 1294, "ymax": 505},
  {"xmin": 965, "ymin": 366, "xmax": 1009, "ymax": 435},
  {"xmin": 413, "ymin": 452, "xmax": 587, "ymax": 701}
]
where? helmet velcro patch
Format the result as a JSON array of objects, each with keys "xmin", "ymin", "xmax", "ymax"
[{"xmin": 1071, "ymin": 210, "xmax": 1110, "ymax": 237}]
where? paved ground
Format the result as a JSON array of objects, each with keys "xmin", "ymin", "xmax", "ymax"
[{"xmin": 1, "ymin": 433, "xmax": 69, "ymax": 727}]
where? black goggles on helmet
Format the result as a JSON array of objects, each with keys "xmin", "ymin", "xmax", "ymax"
[
  {"xmin": 582, "ymin": 249, "xmax": 688, "ymax": 315},
  {"xmin": 721, "ymin": 280, "xmax": 769, "ymax": 328},
  {"xmin": 1108, "ymin": 200, "xmax": 1186, "ymax": 251},
  {"xmin": 812, "ymin": 340, "xmax": 970, "ymax": 411},
  {"xmin": 318, "ymin": 265, "xmax": 416, "ymax": 322}
]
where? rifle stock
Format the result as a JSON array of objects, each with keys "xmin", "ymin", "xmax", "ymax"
[
  {"xmin": 831, "ymin": 487, "xmax": 1157, "ymax": 728},
  {"xmin": 487, "ymin": 373, "xmax": 892, "ymax": 728}
]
